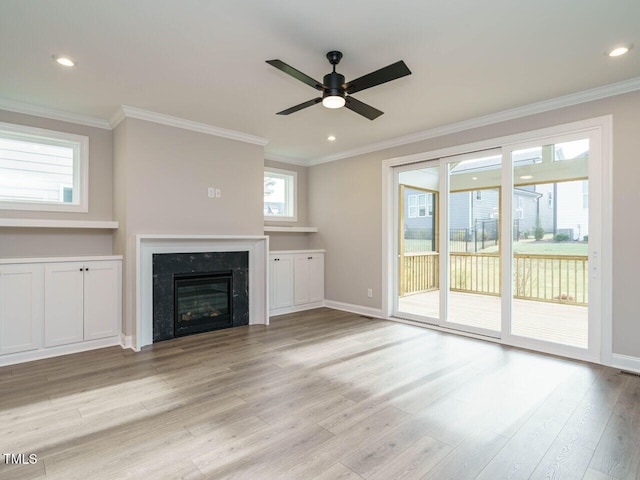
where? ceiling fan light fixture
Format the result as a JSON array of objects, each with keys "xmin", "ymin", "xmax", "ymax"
[{"xmin": 322, "ymin": 95, "xmax": 346, "ymax": 109}]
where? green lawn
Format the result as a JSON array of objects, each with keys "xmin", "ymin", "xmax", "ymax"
[
  {"xmin": 404, "ymin": 236, "xmax": 588, "ymax": 256},
  {"xmin": 483, "ymin": 237, "xmax": 588, "ymax": 256}
]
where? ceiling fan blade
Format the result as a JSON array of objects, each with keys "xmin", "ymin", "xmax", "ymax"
[
  {"xmin": 344, "ymin": 60, "xmax": 411, "ymax": 95},
  {"xmin": 276, "ymin": 98, "xmax": 323, "ymax": 115},
  {"xmin": 266, "ymin": 59, "xmax": 324, "ymax": 91},
  {"xmin": 344, "ymin": 96, "xmax": 384, "ymax": 120}
]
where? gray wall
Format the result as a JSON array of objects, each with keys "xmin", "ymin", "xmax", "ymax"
[
  {"xmin": 113, "ymin": 117, "xmax": 265, "ymax": 336},
  {"xmin": 116, "ymin": 118, "xmax": 264, "ymax": 235},
  {"xmin": 0, "ymin": 110, "xmax": 114, "ymax": 257},
  {"xmin": 264, "ymin": 159, "xmax": 312, "ymax": 251},
  {"xmin": 308, "ymin": 90, "xmax": 640, "ymax": 359}
]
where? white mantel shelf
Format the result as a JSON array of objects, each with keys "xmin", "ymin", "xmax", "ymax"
[
  {"xmin": 0, "ymin": 219, "xmax": 119, "ymax": 229},
  {"xmin": 264, "ymin": 226, "xmax": 318, "ymax": 233}
]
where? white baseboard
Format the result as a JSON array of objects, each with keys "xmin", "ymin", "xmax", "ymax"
[
  {"xmin": 0, "ymin": 336, "xmax": 121, "ymax": 367},
  {"xmin": 120, "ymin": 334, "xmax": 133, "ymax": 350},
  {"xmin": 612, "ymin": 353, "xmax": 640, "ymax": 374},
  {"xmin": 323, "ymin": 300, "xmax": 383, "ymax": 319},
  {"xmin": 269, "ymin": 301, "xmax": 325, "ymax": 317}
]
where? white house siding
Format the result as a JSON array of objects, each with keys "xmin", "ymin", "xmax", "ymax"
[{"xmin": 556, "ymin": 180, "xmax": 589, "ymax": 240}]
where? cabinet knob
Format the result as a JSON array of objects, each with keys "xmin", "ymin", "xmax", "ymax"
[
  {"xmin": 85, "ymin": 267, "xmax": 89, "ymax": 271},
  {"xmin": 308, "ymin": 257, "xmax": 312, "ymax": 260},
  {"xmin": 79, "ymin": 268, "xmax": 83, "ymax": 272}
]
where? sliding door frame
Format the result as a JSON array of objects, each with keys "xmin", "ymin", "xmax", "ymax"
[{"xmin": 382, "ymin": 116, "xmax": 612, "ymax": 364}]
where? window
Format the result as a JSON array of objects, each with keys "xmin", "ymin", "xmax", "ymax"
[
  {"xmin": 264, "ymin": 168, "xmax": 297, "ymax": 221},
  {"xmin": 408, "ymin": 195, "xmax": 418, "ymax": 218},
  {"xmin": 582, "ymin": 180, "xmax": 589, "ymax": 209},
  {"xmin": 548, "ymin": 191, "xmax": 553, "ymax": 208},
  {"xmin": 418, "ymin": 194, "xmax": 427, "ymax": 217},
  {"xmin": 408, "ymin": 193, "xmax": 431, "ymax": 218},
  {"xmin": 0, "ymin": 122, "xmax": 88, "ymax": 212}
]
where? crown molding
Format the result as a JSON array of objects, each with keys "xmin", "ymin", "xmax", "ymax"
[
  {"xmin": 264, "ymin": 152, "xmax": 309, "ymax": 167},
  {"xmin": 0, "ymin": 98, "xmax": 111, "ymax": 129},
  {"xmin": 110, "ymin": 105, "xmax": 269, "ymax": 146},
  {"xmin": 309, "ymin": 76, "xmax": 640, "ymax": 166}
]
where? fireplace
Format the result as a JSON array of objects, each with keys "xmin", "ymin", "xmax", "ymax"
[
  {"xmin": 137, "ymin": 235, "xmax": 267, "ymax": 350},
  {"xmin": 174, "ymin": 271, "xmax": 232, "ymax": 337},
  {"xmin": 152, "ymin": 251, "xmax": 249, "ymax": 343}
]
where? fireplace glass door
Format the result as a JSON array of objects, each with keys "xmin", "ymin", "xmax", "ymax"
[{"xmin": 174, "ymin": 272, "xmax": 232, "ymax": 337}]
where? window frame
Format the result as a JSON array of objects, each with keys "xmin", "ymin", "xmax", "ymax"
[
  {"xmin": 264, "ymin": 167, "xmax": 297, "ymax": 222},
  {"xmin": 0, "ymin": 122, "xmax": 89, "ymax": 212}
]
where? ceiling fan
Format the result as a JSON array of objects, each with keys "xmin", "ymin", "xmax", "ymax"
[{"xmin": 266, "ymin": 51, "xmax": 411, "ymax": 120}]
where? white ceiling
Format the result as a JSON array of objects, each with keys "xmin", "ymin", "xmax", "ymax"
[{"xmin": 1, "ymin": 0, "xmax": 639, "ymax": 164}]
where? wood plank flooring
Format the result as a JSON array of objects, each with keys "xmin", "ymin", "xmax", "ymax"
[{"xmin": 0, "ymin": 308, "xmax": 638, "ymax": 480}]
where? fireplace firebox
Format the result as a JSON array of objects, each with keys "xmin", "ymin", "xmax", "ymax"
[{"xmin": 173, "ymin": 271, "xmax": 232, "ymax": 337}]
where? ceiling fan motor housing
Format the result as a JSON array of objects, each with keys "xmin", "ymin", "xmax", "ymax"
[{"xmin": 323, "ymin": 72, "xmax": 345, "ymax": 100}]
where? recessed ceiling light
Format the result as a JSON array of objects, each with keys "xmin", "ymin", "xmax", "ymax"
[
  {"xmin": 608, "ymin": 45, "xmax": 632, "ymax": 57},
  {"xmin": 327, "ymin": 135, "xmax": 336, "ymax": 142},
  {"xmin": 472, "ymin": 177, "xmax": 478, "ymax": 180},
  {"xmin": 52, "ymin": 55, "xmax": 76, "ymax": 67},
  {"xmin": 520, "ymin": 175, "xmax": 533, "ymax": 180}
]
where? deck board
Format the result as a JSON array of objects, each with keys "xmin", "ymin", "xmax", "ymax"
[{"xmin": 399, "ymin": 290, "xmax": 588, "ymax": 347}]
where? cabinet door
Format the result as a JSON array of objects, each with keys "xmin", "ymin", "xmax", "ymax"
[
  {"xmin": 270, "ymin": 255, "xmax": 294, "ymax": 309},
  {"xmin": 308, "ymin": 254, "xmax": 325, "ymax": 303},
  {"xmin": 0, "ymin": 264, "xmax": 44, "ymax": 354},
  {"xmin": 294, "ymin": 254, "xmax": 325, "ymax": 305},
  {"xmin": 45, "ymin": 262, "xmax": 84, "ymax": 347},
  {"xmin": 84, "ymin": 261, "xmax": 120, "ymax": 340},
  {"xmin": 294, "ymin": 255, "xmax": 310, "ymax": 305}
]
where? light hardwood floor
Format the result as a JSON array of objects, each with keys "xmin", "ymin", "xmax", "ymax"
[{"xmin": 0, "ymin": 308, "xmax": 638, "ymax": 480}]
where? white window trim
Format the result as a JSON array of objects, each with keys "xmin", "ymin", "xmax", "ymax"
[
  {"xmin": 0, "ymin": 122, "xmax": 89, "ymax": 212},
  {"xmin": 264, "ymin": 167, "xmax": 297, "ymax": 222}
]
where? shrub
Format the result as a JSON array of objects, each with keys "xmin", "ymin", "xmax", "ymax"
[
  {"xmin": 553, "ymin": 233, "xmax": 570, "ymax": 242},
  {"xmin": 583, "ymin": 235, "xmax": 588, "ymax": 242},
  {"xmin": 534, "ymin": 217, "xmax": 544, "ymax": 241}
]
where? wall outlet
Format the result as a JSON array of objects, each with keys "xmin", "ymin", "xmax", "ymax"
[
  {"xmin": 207, "ymin": 187, "xmax": 215, "ymax": 198},
  {"xmin": 367, "ymin": 288, "xmax": 373, "ymax": 298},
  {"xmin": 215, "ymin": 188, "xmax": 221, "ymax": 198}
]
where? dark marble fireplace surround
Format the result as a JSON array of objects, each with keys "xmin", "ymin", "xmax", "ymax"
[{"xmin": 152, "ymin": 251, "xmax": 249, "ymax": 342}]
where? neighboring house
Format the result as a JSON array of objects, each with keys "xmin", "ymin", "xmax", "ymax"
[{"xmin": 403, "ymin": 179, "xmax": 588, "ymax": 247}]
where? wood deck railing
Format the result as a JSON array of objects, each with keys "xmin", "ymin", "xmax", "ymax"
[{"xmin": 400, "ymin": 252, "xmax": 588, "ymax": 305}]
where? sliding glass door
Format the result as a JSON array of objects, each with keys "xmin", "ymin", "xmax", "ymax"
[
  {"xmin": 395, "ymin": 148, "xmax": 503, "ymax": 338},
  {"xmin": 397, "ymin": 165, "xmax": 440, "ymax": 323},
  {"xmin": 444, "ymin": 150, "xmax": 501, "ymax": 336},
  {"xmin": 506, "ymin": 134, "xmax": 596, "ymax": 353},
  {"xmin": 391, "ymin": 123, "xmax": 605, "ymax": 361}
]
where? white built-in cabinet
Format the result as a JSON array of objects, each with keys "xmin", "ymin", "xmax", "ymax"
[
  {"xmin": 269, "ymin": 250, "xmax": 324, "ymax": 315},
  {"xmin": 0, "ymin": 263, "xmax": 44, "ymax": 355},
  {"xmin": 294, "ymin": 253, "xmax": 324, "ymax": 305},
  {"xmin": 269, "ymin": 254, "xmax": 294, "ymax": 310},
  {"xmin": 0, "ymin": 256, "xmax": 121, "ymax": 366},
  {"xmin": 45, "ymin": 260, "xmax": 120, "ymax": 347}
]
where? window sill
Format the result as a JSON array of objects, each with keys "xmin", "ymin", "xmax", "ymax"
[{"xmin": 264, "ymin": 226, "xmax": 318, "ymax": 233}]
